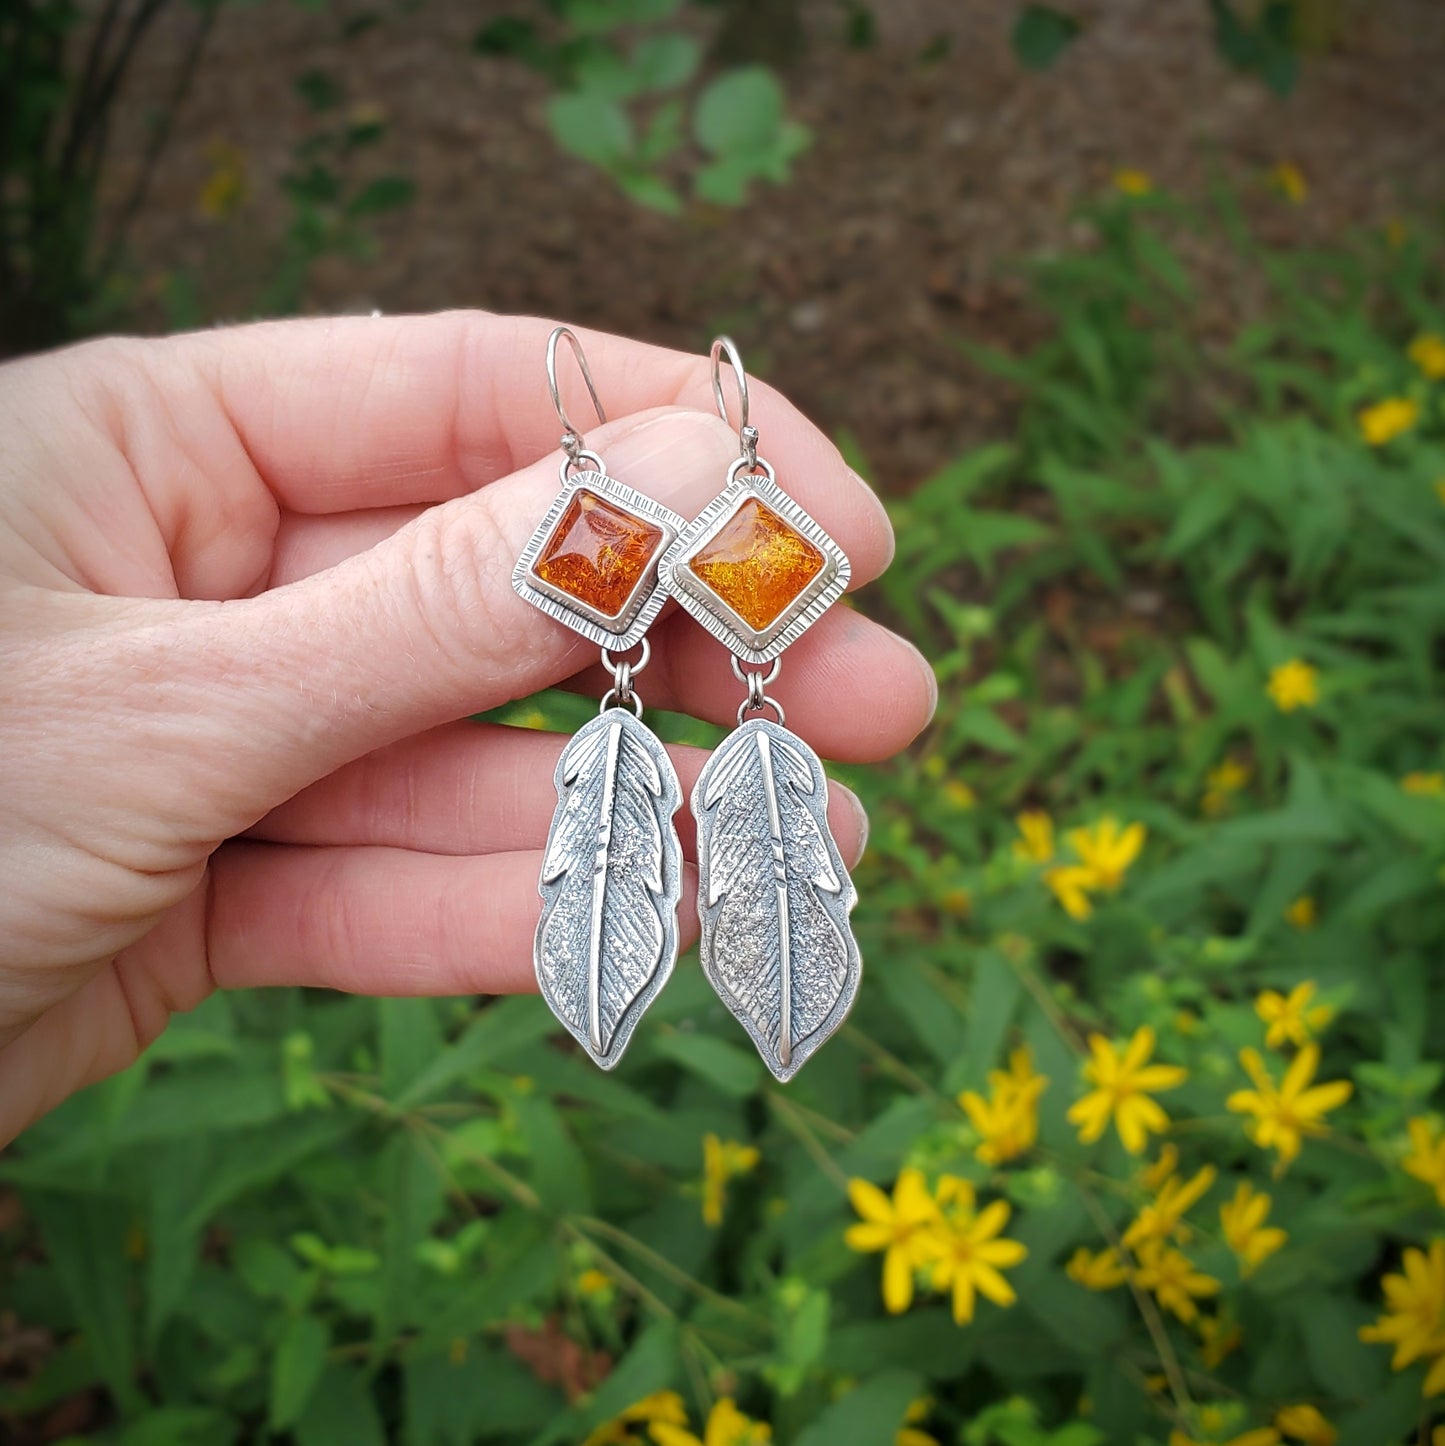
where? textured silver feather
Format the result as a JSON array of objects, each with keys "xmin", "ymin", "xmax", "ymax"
[
  {"xmin": 693, "ymin": 718, "xmax": 861, "ymax": 1082},
  {"xmin": 536, "ymin": 707, "xmax": 683, "ymax": 1068}
]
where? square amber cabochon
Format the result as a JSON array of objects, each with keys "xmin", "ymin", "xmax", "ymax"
[
  {"xmin": 532, "ymin": 488, "xmax": 666, "ymax": 620},
  {"xmin": 686, "ymin": 496, "xmax": 826, "ymax": 631}
]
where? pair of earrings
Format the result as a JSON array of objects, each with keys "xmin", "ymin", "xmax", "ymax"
[{"xmin": 511, "ymin": 328, "xmax": 862, "ymax": 1084}]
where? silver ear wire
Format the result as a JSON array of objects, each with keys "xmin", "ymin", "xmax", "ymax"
[
  {"xmin": 547, "ymin": 326, "xmax": 607, "ymax": 464},
  {"xmin": 710, "ymin": 335, "xmax": 758, "ymax": 470}
]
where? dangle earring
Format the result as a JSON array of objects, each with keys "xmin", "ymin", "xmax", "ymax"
[
  {"xmin": 511, "ymin": 327, "xmax": 686, "ymax": 1069},
  {"xmin": 658, "ymin": 338, "xmax": 862, "ymax": 1083}
]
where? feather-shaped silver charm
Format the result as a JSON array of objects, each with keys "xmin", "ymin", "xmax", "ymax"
[
  {"xmin": 693, "ymin": 717, "xmax": 861, "ymax": 1082},
  {"xmin": 536, "ymin": 707, "xmax": 683, "ymax": 1068}
]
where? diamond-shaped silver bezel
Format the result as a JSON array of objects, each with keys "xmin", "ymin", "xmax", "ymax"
[
  {"xmin": 658, "ymin": 461, "xmax": 850, "ymax": 665},
  {"xmin": 512, "ymin": 470, "xmax": 682, "ymax": 650}
]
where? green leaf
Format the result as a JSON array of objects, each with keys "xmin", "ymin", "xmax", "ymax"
[
  {"xmin": 32, "ymin": 1191, "xmax": 142, "ymax": 1415},
  {"xmin": 694, "ymin": 66, "xmax": 785, "ymax": 157},
  {"xmin": 631, "ymin": 33, "xmax": 699, "ymax": 91},
  {"xmin": 346, "ymin": 175, "xmax": 415, "ymax": 217},
  {"xmin": 793, "ymin": 1368, "xmax": 922, "ymax": 1446},
  {"xmin": 380, "ymin": 997, "xmax": 443, "ymax": 1098},
  {"xmin": 295, "ymin": 1363, "xmax": 386, "ymax": 1446},
  {"xmin": 514, "ymin": 1095, "xmax": 592, "ymax": 1214},
  {"xmin": 378, "ymin": 1132, "xmax": 446, "ymax": 1345},
  {"xmin": 269, "ymin": 1314, "xmax": 329, "ymax": 1431},
  {"xmin": 1011, "ymin": 5, "xmax": 1082, "ymax": 69},
  {"xmin": 651, "ymin": 1030, "xmax": 763, "ymax": 1097},
  {"xmin": 547, "ymin": 92, "xmax": 632, "ymax": 167}
]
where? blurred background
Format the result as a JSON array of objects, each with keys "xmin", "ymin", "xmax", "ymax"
[{"xmin": 4, "ymin": 3, "xmax": 1445, "ymax": 1445}]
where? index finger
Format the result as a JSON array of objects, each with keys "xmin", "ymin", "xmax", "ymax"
[{"xmin": 179, "ymin": 311, "xmax": 864, "ymax": 518}]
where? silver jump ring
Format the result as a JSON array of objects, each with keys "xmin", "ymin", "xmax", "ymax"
[
  {"xmin": 602, "ymin": 638, "xmax": 651, "ymax": 676},
  {"xmin": 731, "ymin": 655, "xmax": 781, "ymax": 687},
  {"xmin": 559, "ymin": 447, "xmax": 606, "ymax": 484},
  {"xmin": 547, "ymin": 326, "xmax": 607, "ymax": 462},
  {"xmin": 737, "ymin": 694, "xmax": 786, "ymax": 727},
  {"xmin": 710, "ymin": 335, "xmax": 759, "ymax": 469},
  {"xmin": 601, "ymin": 688, "xmax": 645, "ymax": 718}
]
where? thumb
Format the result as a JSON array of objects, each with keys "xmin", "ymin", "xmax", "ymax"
[{"xmin": 120, "ymin": 407, "xmax": 739, "ymax": 822}]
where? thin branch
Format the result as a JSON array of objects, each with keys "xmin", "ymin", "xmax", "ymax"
[{"xmin": 96, "ymin": 0, "xmax": 217, "ymax": 282}]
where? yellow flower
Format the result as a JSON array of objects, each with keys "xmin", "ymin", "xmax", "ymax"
[
  {"xmin": 918, "ymin": 1190, "xmax": 1028, "ymax": 1326},
  {"xmin": 1284, "ymin": 895, "xmax": 1318, "ymax": 930},
  {"xmin": 651, "ymin": 1398, "xmax": 771, "ymax": 1446},
  {"xmin": 578, "ymin": 1268, "xmax": 612, "ymax": 1297},
  {"xmin": 1410, "ymin": 333, "xmax": 1445, "ymax": 380},
  {"xmin": 1269, "ymin": 160, "xmax": 1308, "ymax": 203},
  {"xmin": 1359, "ymin": 1239, "xmax": 1445, "ymax": 1396},
  {"xmin": 1267, "ymin": 660, "xmax": 1319, "ymax": 712},
  {"xmin": 1358, "ymin": 396, "xmax": 1420, "ymax": 447},
  {"xmin": 1255, "ymin": 981, "xmax": 1332, "ymax": 1049},
  {"xmin": 1043, "ymin": 817, "xmax": 1147, "ymax": 920},
  {"xmin": 1067, "ymin": 1026, "xmax": 1187, "ymax": 1155},
  {"xmin": 958, "ymin": 1046, "xmax": 1048, "ymax": 1166},
  {"xmin": 1067, "ymin": 817, "xmax": 1147, "ymax": 889},
  {"xmin": 1133, "ymin": 1239, "xmax": 1220, "ymax": 1323},
  {"xmin": 1403, "ymin": 772, "xmax": 1445, "ymax": 797},
  {"xmin": 1114, "ymin": 168, "xmax": 1153, "ymax": 196},
  {"xmin": 845, "ymin": 1168, "xmax": 942, "ymax": 1314},
  {"xmin": 1197, "ymin": 1313, "xmax": 1243, "ymax": 1368},
  {"xmin": 1013, "ymin": 810, "xmax": 1056, "ymax": 863},
  {"xmin": 1404, "ymin": 1117, "xmax": 1445, "ymax": 1207},
  {"xmin": 1203, "ymin": 757, "xmax": 1251, "ymax": 815},
  {"xmin": 896, "ymin": 1398, "xmax": 940, "ymax": 1446},
  {"xmin": 1066, "ymin": 1246, "xmax": 1129, "ymax": 1291},
  {"xmin": 1170, "ymin": 1432, "xmax": 1279, "ymax": 1446},
  {"xmin": 197, "ymin": 140, "xmax": 248, "ymax": 220},
  {"xmin": 1436, "ymin": 478, "xmax": 1445, "ymax": 507},
  {"xmin": 1045, "ymin": 865, "xmax": 1098, "ymax": 920},
  {"xmin": 1274, "ymin": 1404, "xmax": 1336, "ymax": 1446},
  {"xmin": 1227, "ymin": 1045, "xmax": 1353, "ymax": 1170},
  {"xmin": 944, "ymin": 779, "xmax": 976, "ymax": 810},
  {"xmin": 1122, "ymin": 1164, "xmax": 1217, "ymax": 1250},
  {"xmin": 1140, "ymin": 1143, "xmax": 1180, "ymax": 1192},
  {"xmin": 1219, "ymin": 1181, "xmax": 1288, "ymax": 1276},
  {"xmin": 1385, "ymin": 216, "xmax": 1408, "ymax": 249},
  {"xmin": 584, "ymin": 1392, "xmax": 688, "ymax": 1446},
  {"xmin": 702, "ymin": 1134, "xmax": 760, "ymax": 1228}
]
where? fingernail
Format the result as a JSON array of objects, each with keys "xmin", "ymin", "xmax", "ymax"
[
  {"xmin": 837, "ymin": 782, "xmax": 871, "ymax": 866},
  {"xmin": 895, "ymin": 633, "xmax": 938, "ymax": 722},
  {"xmin": 847, "ymin": 468, "xmax": 895, "ymax": 570}
]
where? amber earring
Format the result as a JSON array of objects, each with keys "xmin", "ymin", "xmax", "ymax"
[
  {"xmin": 511, "ymin": 327, "xmax": 685, "ymax": 1070},
  {"xmin": 657, "ymin": 337, "xmax": 861, "ymax": 1083}
]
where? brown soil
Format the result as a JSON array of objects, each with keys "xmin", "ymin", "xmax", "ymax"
[{"xmin": 109, "ymin": 0, "xmax": 1445, "ymax": 491}]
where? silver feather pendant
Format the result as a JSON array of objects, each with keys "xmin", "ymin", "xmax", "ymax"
[
  {"xmin": 692, "ymin": 717, "xmax": 862, "ymax": 1083},
  {"xmin": 536, "ymin": 707, "xmax": 683, "ymax": 1069}
]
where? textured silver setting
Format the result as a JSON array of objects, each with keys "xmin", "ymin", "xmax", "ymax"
[
  {"xmin": 536, "ymin": 707, "xmax": 683, "ymax": 1069},
  {"xmin": 692, "ymin": 717, "xmax": 861, "ymax": 1082},
  {"xmin": 512, "ymin": 470, "xmax": 683, "ymax": 651},
  {"xmin": 657, "ymin": 460, "xmax": 851, "ymax": 665}
]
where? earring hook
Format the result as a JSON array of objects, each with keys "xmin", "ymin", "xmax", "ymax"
[
  {"xmin": 547, "ymin": 326, "xmax": 607, "ymax": 460},
  {"xmin": 710, "ymin": 335, "xmax": 759, "ymax": 470}
]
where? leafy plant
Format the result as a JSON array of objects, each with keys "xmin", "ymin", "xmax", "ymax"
[{"xmin": 477, "ymin": 1, "xmax": 810, "ymax": 213}]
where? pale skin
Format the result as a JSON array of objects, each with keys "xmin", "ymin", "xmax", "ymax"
[{"xmin": 0, "ymin": 312, "xmax": 936, "ymax": 1145}]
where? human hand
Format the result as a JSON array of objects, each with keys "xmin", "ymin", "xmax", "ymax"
[{"xmin": 0, "ymin": 313, "xmax": 935, "ymax": 1142}]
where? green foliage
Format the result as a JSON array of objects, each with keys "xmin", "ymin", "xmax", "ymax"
[
  {"xmin": 1010, "ymin": 7, "xmax": 1082, "ymax": 72},
  {"xmin": 481, "ymin": 3, "xmax": 810, "ymax": 213},
  {"xmin": 6, "ymin": 189, "xmax": 1445, "ymax": 1445}
]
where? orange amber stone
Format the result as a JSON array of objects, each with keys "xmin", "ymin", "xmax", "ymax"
[
  {"xmin": 534, "ymin": 489, "xmax": 664, "ymax": 618},
  {"xmin": 688, "ymin": 497, "xmax": 825, "ymax": 631}
]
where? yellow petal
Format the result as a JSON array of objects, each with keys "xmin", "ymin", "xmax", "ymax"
[
  {"xmin": 882, "ymin": 1244, "xmax": 916, "ymax": 1314},
  {"xmin": 972, "ymin": 1262, "xmax": 1018, "ymax": 1307},
  {"xmin": 847, "ymin": 1178, "xmax": 893, "ymax": 1224}
]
